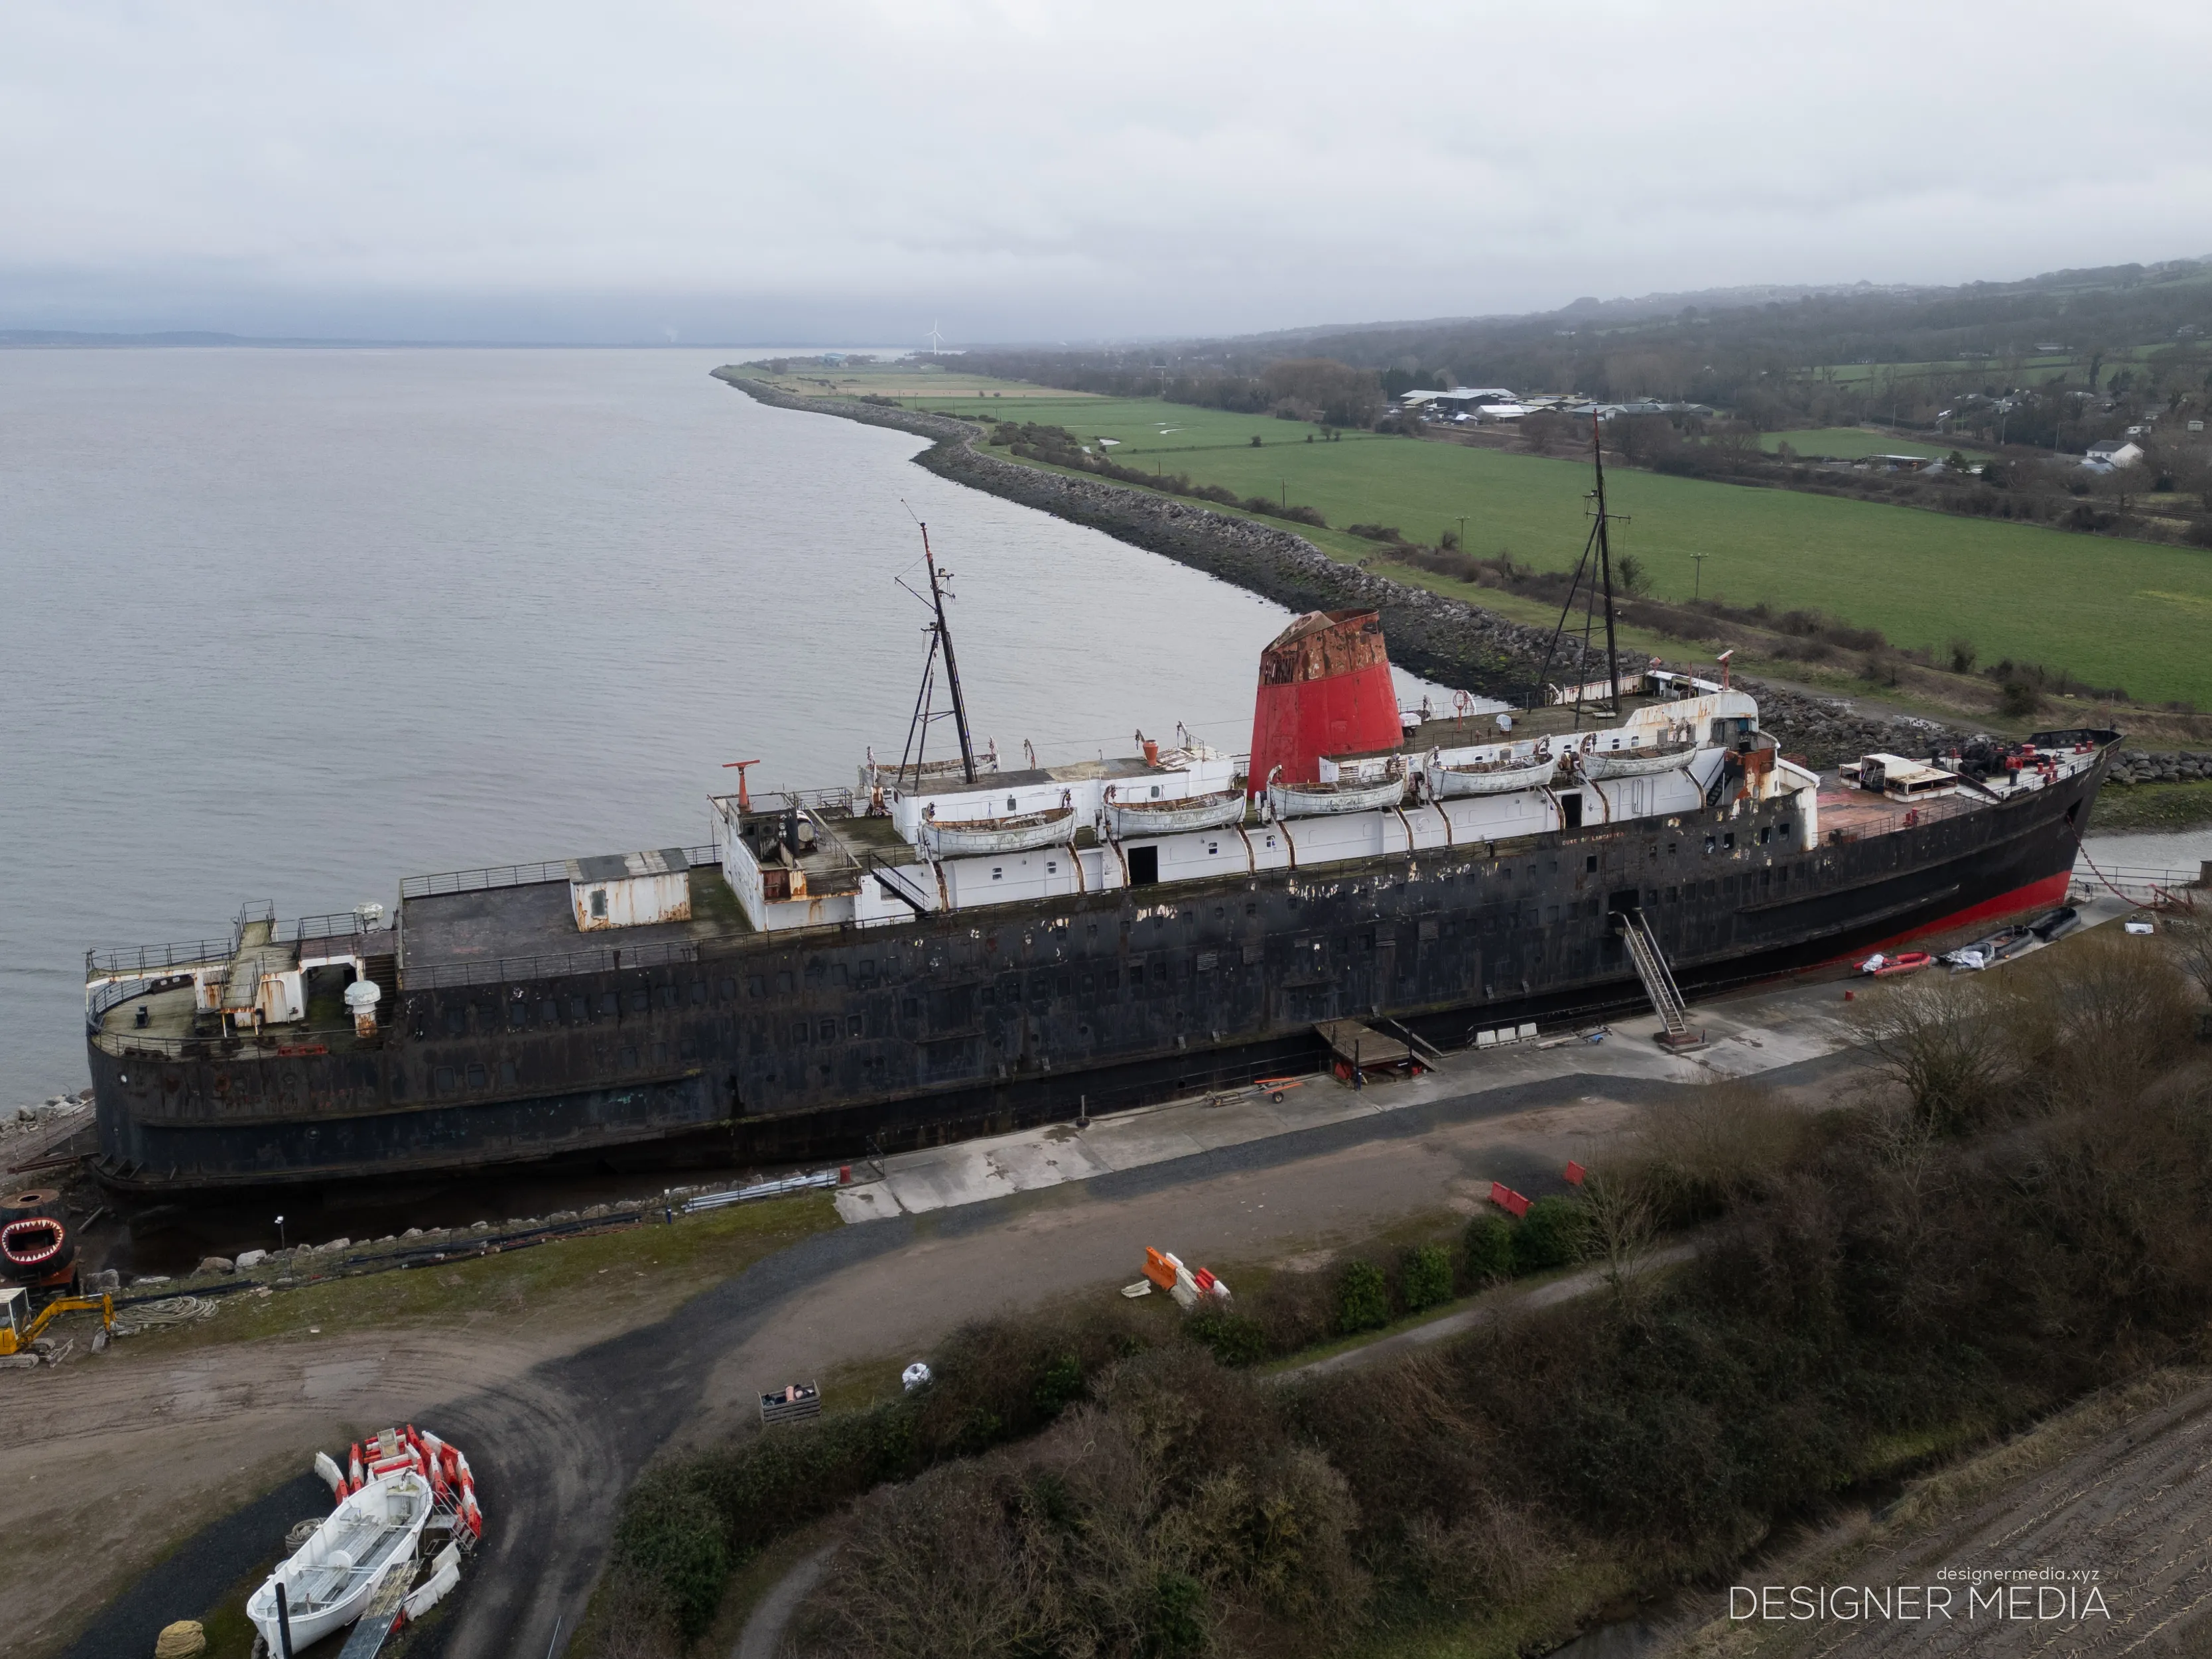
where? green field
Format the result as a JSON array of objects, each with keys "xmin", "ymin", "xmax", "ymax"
[
  {"xmin": 766, "ymin": 373, "xmax": 2212, "ymax": 706},
  {"xmin": 1801, "ymin": 343, "xmax": 2168, "ymax": 388},
  {"xmin": 1760, "ymin": 427, "xmax": 1990, "ymax": 462}
]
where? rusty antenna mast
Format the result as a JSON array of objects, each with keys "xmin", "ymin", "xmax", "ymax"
[
  {"xmin": 896, "ymin": 523, "xmax": 979, "ymax": 785},
  {"xmin": 1531, "ymin": 413, "xmax": 1628, "ymax": 726}
]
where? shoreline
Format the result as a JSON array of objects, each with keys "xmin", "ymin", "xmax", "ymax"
[{"xmin": 712, "ymin": 369, "xmax": 2012, "ymax": 767}]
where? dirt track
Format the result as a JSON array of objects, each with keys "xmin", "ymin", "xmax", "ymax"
[
  {"xmin": 20, "ymin": 1060, "xmax": 1713, "ymax": 1659},
  {"xmin": 1675, "ymin": 1377, "xmax": 2212, "ymax": 1656}
]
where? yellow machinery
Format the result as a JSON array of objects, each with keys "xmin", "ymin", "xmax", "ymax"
[{"xmin": 0, "ymin": 1284, "xmax": 114, "ymax": 1356}]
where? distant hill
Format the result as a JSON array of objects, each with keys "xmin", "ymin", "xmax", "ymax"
[
  {"xmin": 0, "ymin": 328, "xmax": 369, "ymax": 347},
  {"xmin": 961, "ymin": 256, "xmax": 2212, "ymax": 432}
]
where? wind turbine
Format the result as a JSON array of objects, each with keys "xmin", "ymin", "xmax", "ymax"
[{"xmin": 927, "ymin": 320, "xmax": 945, "ymax": 356}]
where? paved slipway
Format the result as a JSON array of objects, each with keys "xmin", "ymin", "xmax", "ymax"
[{"xmin": 26, "ymin": 976, "xmax": 1874, "ymax": 1659}]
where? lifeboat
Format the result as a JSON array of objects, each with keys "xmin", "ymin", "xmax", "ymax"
[
  {"xmin": 920, "ymin": 805, "xmax": 1078, "ymax": 858},
  {"xmin": 1423, "ymin": 748, "xmax": 1560, "ymax": 798},
  {"xmin": 250, "ymin": 1464, "xmax": 434, "ymax": 1651},
  {"xmin": 1266, "ymin": 764, "xmax": 1407, "ymax": 819},
  {"xmin": 1575, "ymin": 732, "xmax": 1699, "ymax": 779},
  {"xmin": 1103, "ymin": 788, "xmax": 1247, "ymax": 838}
]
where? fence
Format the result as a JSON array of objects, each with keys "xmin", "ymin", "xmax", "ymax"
[{"xmin": 398, "ymin": 846, "xmax": 716, "ymax": 902}]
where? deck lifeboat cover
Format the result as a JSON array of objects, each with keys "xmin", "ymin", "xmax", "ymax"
[{"xmin": 1248, "ymin": 610, "xmax": 1401, "ymax": 793}]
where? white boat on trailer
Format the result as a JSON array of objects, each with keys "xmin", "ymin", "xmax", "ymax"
[
  {"xmin": 250, "ymin": 1468, "xmax": 432, "ymax": 1652},
  {"xmin": 920, "ymin": 804, "xmax": 1078, "ymax": 858},
  {"xmin": 1423, "ymin": 748, "xmax": 1559, "ymax": 798},
  {"xmin": 1103, "ymin": 787, "xmax": 1247, "ymax": 838},
  {"xmin": 249, "ymin": 1426, "xmax": 483, "ymax": 1656}
]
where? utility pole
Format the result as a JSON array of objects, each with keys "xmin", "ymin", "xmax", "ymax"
[
  {"xmin": 1457, "ymin": 514, "xmax": 1468, "ymax": 549},
  {"xmin": 1691, "ymin": 551, "xmax": 1709, "ymax": 600}
]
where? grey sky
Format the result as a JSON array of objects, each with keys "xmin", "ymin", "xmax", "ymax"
[{"xmin": 6, "ymin": 1, "xmax": 2210, "ymax": 344}]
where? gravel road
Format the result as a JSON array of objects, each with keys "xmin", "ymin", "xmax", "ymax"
[{"xmin": 37, "ymin": 1053, "xmax": 1858, "ymax": 1658}]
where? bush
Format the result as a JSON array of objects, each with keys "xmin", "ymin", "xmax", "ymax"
[
  {"xmin": 1464, "ymin": 1213, "xmax": 1515, "ymax": 1282},
  {"xmin": 1401, "ymin": 1243, "xmax": 1455, "ymax": 1312},
  {"xmin": 1513, "ymin": 1197, "xmax": 1590, "ymax": 1274},
  {"xmin": 1187, "ymin": 1307, "xmax": 1271, "ymax": 1367},
  {"xmin": 1335, "ymin": 1260, "xmax": 1391, "ymax": 1334},
  {"xmin": 610, "ymin": 1474, "xmax": 729, "ymax": 1641}
]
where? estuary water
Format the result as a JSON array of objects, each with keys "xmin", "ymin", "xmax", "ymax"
[{"xmin": 0, "ymin": 348, "xmax": 1443, "ymax": 1100}]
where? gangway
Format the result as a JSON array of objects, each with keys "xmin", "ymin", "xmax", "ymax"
[{"xmin": 1615, "ymin": 908, "xmax": 1705, "ymax": 1051}]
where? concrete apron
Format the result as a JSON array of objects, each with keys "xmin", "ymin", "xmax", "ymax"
[
  {"xmin": 833, "ymin": 884, "xmax": 2146, "ymax": 1224},
  {"xmin": 834, "ymin": 984, "xmax": 1855, "ymax": 1222}
]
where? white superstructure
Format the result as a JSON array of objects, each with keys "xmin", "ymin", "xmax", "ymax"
[{"xmin": 711, "ymin": 687, "xmax": 1825, "ymax": 935}]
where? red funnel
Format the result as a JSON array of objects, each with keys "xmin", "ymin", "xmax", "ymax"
[{"xmin": 1248, "ymin": 610, "xmax": 1401, "ymax": 793}]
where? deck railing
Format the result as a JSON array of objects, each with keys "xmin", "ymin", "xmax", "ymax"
[
  {"xmin": 86, "ymin": 938, "xmax": 233, "ymax": 980},
  {"xmin": 399, "ymin": 845, "xmax": 716, "ymax": 901}
]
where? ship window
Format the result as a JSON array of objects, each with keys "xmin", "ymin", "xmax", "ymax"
[
  {"xmin": 980, "ymin": 985, "xmax": 996, "ymax": 1006},
  {"xmin": 590, "ymin": 889, "xmax": 608, "ymax": 919},
  {"xmin": 1128, "ymin": 846, "xmax": 1159, "ymax": 886},
  {"xmin": 1130, "ymin": 964, "xmax": 1144, "ymax": 987},
  {"xmin": 466, "ymin": 1063, "xmax": 488, "ymax": 1089},
  {"xmin": 992, "ymin": 866, "xmax": 1004, "ymax": 880},
  {"xmin": 507, "ymin": 1002, "xmax": 527, "ymax": 1030},
  {"xmin": 1206, "ymin": 841, "xmax": 1219, "ymax": 856},
  {"xmin": 819, "ymin": 1018, "xmax": 836, "ymax": 1042},
  {"xmin": 539, "ymin": 1000, "xmax": 558, "ymax": 1025},
  {"xmin": 848, "ymin": 1016, "xmax": 862, "ymax": 1037},
  {"xmin": 1246, "ymin": 903, "xmax": 1256, "ymax": 916},
  {"xmin": 434, "ymin": 1066, "xmax": 456, "ymax": 1092},
  {"xmin": 690, "ymin": 981, "xmax": 707, "ymax": 1004},
  {"xmin": 500, "ymin": 1059, "xmax": 517, "ymax": 1086},
  {"xmin": 443, "ymin": 1006, "xmax": 466, "ymax": 1036},
  {"xmin": 777, "ymin": 970, "xmax": 794, "ymax": 994},
  {"xmin": 1047, "ymin": 861, "xmax": 1058, "ymax": 874},
  {"xmin": 793, "ymin": 1022, "xmax": 810, "ymax": 1045},
  {"xmin": 600, "ymin": 992, "xmax": 618, "ymax": 1017},
  {"xmin": 1724, "ymin": 832, "xmax": 1736, "ymax": 850},
  {"xmin": 1758, "ymin": 826, "xmax": 1770, "ymax": 846},
  {"xmin": 1007, "ymin": 795, "xmax": 1019, "ymax": 811},
  {"xmin": 903, "ymin": 998, "xmax": 920, "ymax": 1018},
  {"xmin": 627, "ymin": 989, "xmax": 649, "ymax": 1014},
  {"xmin": 1585, "ymin": 854, "xmax": 1598, "ymax": 873},
  {"xmin": 1704, "ymin": 835, "xmax": 1717, "ymax": 854},
  {"xmin": 1546, "ymin": 907, "xmax": 1559, "ymax": 925},
  {"xmin": 653, "ymin": 1043, "xmax": 668, "ymax": 1064},
  {"xmin": 619, "ymin": 1047, "xmax": 637, "ymax": 1070},
  {"xmin": 570, "ymin": 996, "xmax": 588, "ymax": 1022},
  {"xmin": 745, "ymin": 976, "xmax": 762, "ymax": 998},
  {"xmin": 657, "ymin": 985, "xmax": 677, "ymax": 1008},
  {"xmin": 1149, "ymin": 785, "xmax": 1161, "ymax": 798}
]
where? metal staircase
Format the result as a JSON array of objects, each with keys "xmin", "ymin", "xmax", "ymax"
[{"xmin": 1616, "ymin": 909, "xmax": 1705, "ymax": 1051}]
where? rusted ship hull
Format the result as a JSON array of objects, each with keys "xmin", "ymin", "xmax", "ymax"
[{"xmin": 86, "ymin": 736, "xmax": 2110, "ymax": 1192}]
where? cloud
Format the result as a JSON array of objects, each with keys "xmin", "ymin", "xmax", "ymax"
[{"xmin": 5, "ymin": 0, "xmax": 2210, "ymax": 341}]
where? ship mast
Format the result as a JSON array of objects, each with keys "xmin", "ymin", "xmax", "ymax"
[
  {"xmin": 1530, "ymin": 413, "xmax": 1630, "ymax": 726},
  {"xmin": 895, "ymin": 523, "xmax": 980, "ymax": 785}
]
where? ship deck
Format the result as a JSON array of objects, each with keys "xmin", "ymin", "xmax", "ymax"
[
  {"xmin": 399, "ymin": 866, "xmax": 756, "ymax": 979},
  {"xmin": 1815, "ymin": 783, "xmax": 1989, "ymax": 842}
]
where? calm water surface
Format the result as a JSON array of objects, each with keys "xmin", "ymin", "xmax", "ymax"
[{"xmin": 0, "ymin": 349, "xmax": 1444, "ymax": 1101}]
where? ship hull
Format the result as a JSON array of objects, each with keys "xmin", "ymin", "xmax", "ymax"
[{"xmin": 88, "ymin": 744, "xmax": 2110, "ymax": 1192}]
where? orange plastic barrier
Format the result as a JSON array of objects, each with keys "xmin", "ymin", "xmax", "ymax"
[
  {"xmin": 1489, "ymin": 1181, "xmax": 1531, "ymax": 1219},
  {"xmin": 1563, "ymin": 1161, "xmax": 1587, "ymax": 1187},
  {"xmin": 1142, "ymin": 1248, "xmax": 1179, "ymax": 1291}
]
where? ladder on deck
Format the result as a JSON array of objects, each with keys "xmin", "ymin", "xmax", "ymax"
[{"xmin": 1616, "ymin": 909, "xmax": 1703, "ymax": 1050}]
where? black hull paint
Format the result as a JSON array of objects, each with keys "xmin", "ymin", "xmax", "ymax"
[{"xmin": 90, "ymin": 750, "xmax": 2107, "ymax": 1191}]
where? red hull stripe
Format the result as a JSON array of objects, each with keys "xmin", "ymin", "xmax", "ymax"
[{"xmin": 1833, "ymin": 870, "xmax": 2073, "ymax": 964}]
